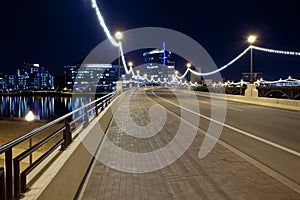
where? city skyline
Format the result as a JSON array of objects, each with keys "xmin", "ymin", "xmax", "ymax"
[{"xmin": 1, "ymin": 0, "xmax": 300, "ymax": 80}]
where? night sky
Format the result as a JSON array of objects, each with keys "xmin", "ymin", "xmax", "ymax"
[{"xmin": 1, "ymin": 0, "xmax": 300, "ymax": 80}]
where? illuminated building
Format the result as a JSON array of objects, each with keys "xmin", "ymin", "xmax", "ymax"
[
  {"xmin": 16, "ymin": 63, "xmax": 54, "ymax": 90},
  {"xmin": 242, "ymin": 72, "xmax": 263, "ymax": 82},
  {"xmin": 64, "ymin": 64, "xmax": 123, "ymax": 92},
  {"xmin": 143, "ymin": 43, "xmax": 175, "ymax": 83}
]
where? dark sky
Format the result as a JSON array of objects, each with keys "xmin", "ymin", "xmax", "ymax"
[{"xmin": 1, "ymin": 0, "xmax": 300, "ymax": 80}]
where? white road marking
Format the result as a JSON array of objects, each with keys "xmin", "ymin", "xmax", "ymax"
[
  {"xmin": 152, "ymin": 90, "xmax": 300, "ymax": 158},
  {"xmin": 229, "ymin": 107, "xmax": 244, "ymax": 112}
]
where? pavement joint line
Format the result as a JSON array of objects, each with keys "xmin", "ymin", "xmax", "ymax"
[
  {"xmin": 151, "ymin": 89, "xmax": 300, "ymax": 158},
  {"xmin": 148, "ymin": 89, "xmax": 300, "ymax": 194}
]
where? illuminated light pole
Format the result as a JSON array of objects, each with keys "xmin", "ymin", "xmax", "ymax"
[
  {"xmin": 174, "ymin": 70, "xmax": 179, "ymax": 88},
  {"xmin": 186, "ymin": 63, "xmax": 192, "ymax": 90},
  {"xmin": 248, "ymin": 35, "xmax": 256, "ymax": 83},
  {"xmin": 186, "ymin": 62, "xmax": 192, "ymax": 82},
  {"xmin": 128, "ymin": 61, "xmax": 133, "ymax": 88},
  {"xmin": 25, "ymin": 111, "xmax": 35, "ymax": 165},
  {"xmin": 115, "ymin": 31, "xmax": 123, "ymax": 93},
  {"xmin": 144, "ymin": 74, "xmax": 147, "ymax": 88},
  {"xmin": 136, "ymin": 70, "xmax": 140, "ymax": 87},
  {"xmin": 175, "ymin": 70, "xmax": 178, "ymax": 80},
  {"xmin": 115, "ymin": 31, "xmax": 123, "ymax": 80},
  {"xmin": 245, "ymin": 35, "xmax": 258, "ymax": 98}
]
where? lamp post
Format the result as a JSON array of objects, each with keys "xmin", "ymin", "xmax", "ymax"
[
  {"xmin": 136, "ymin": 70, "xmax": 140, "ymax": 87},
  {"xmin": 128, "ymin": 61, "xmax": 133, "ymax": 87},
  {"xmin": 245, "ymin": 35, "xmax": 258, "ymax": 97},
  {"xmin": 174, "ymin": 70, "xmax": 179, "ymax": 88},
  {"xmin": 144, "ymin": 74, "xmax": 147, "ymax": 87},
  {"xmin": 25, "ymin": 111, "xmax": 35, "ymax": 165},
  {"xmin": 248, "ymin": 35, "xmax": 256, "ymax": 83},
  {"xmin": 115, "ymin": 31, "xmax": 123, "ymax": 80},
  {"xmin": 186, "ymin": 62, "xmax": 191, "ymax": 82}
]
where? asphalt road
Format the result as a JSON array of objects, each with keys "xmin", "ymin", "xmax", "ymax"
[{"xmin": 146, "ymin": 88, "xmax": 300, "ymax": 192}]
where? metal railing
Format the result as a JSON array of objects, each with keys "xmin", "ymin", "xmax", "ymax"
[{"xmin": 0, "ymin": 91, "xmax": 117, "ymax": 200}]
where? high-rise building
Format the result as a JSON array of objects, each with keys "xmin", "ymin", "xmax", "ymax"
[
  {"xmin": 16, "ymin": 63, "xmax": 54, "ymax": 90},
  {"xmin": 143, "ymin": 46, "xmax": 175, "ymax": 83},
  {"xmin": 64, "ymin": 65, "xmax": 79, "ymax": 89},
  {"xmin": 64, "ymin": 64, "xmax": 122, "ymax": 92},
  {"xmin": 0, "ymin": 73, "xmax": 3, "ymax": 91},
  {"xmin": 3, "ymin": 75, "xmax": 17, "ymax": 90},
  {"xmin": 242, "ymin": 72, "xmax": 263, "ymax": 82}
]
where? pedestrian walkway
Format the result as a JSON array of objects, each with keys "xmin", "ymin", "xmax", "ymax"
[{"xmin": 79, "ymin": 89, "xmax": 300, "ymax": 200}]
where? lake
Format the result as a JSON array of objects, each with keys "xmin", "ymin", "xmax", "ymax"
[{"xmin": 0, "ymin": 95, "xmax": 98, "ymax": 120}]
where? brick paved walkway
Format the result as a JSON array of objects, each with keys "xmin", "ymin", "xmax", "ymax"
[{"xmin": 80, "ymin": 89, "xmax": 300, "ymax": 200}]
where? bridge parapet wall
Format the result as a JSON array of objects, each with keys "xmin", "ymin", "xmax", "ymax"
[
  {"xmin": 224, "ymin": 86, "xmax": 300, "ymax": 99},
  {"xmin": 22, "ymin": 95, "xmax": 122, "ymax": 200},
  {"xmin": 192, "ymin": 90, "xmax": 300, "ymax": 111}
]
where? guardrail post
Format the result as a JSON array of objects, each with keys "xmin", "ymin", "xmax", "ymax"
[
  {"xmin": 83, "ymin": 107, "xmax": 89, "ymax": 128},
  {"xmin": 0, "ymin": 167, "xmax": 5, "ymax": 200},
  {"xmin": 13, "ymin": 159, "xmax": 20, "ymax": 199},
  {"xmin": 94, "ymin": 102, "xmax": 98, "ymax": 117},
  {"xmin": 5, "ymin": 149, "xmax": 13, "ymax": 200},
  {"xmin": 62, "ymin": 118, "xmax": 71, "ymax": 150}
]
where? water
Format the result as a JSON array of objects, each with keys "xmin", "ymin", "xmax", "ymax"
[{"xmin": 0, "ymin": 95, "xmax": 96, "ymax": 120}]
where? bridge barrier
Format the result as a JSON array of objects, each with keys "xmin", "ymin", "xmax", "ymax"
[
  {"xmin": 191, "ymin": 91, "xmax": 300, "ymax": 111},
  {"xmin": 0, "ymin": 91, "xmax": 121, "ymax": 200},
  {"xmin": 21, "ymin": 94, "xmax": 122, "ymax": 200}
]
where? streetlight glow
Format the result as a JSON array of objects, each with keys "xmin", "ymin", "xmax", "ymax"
[
  {"xmin": 186, "ymin": 63, "xmax": 192, "ymax": 68},
  {"xmin": 247, "ymin": 34, "xmax": 257, "ymax": 84},
  {"xmin": 115, "ymin": 31, "xmax": 123, "ymax": 80},
  {"xmin": 248, "ymin": 35, "xmax": 257, "ymax": 44},
  {"xmin": 25, "ymin": 111, "xmax": 35, "ymax": 122},
  {"xmin": 115, "ymin": 31, "xmax": 123, "ymax": 40},
  {"xmin": 128, "ymin": 61, "xmax": 133, "ymax": 67}
]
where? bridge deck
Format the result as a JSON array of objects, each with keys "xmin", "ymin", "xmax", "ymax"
[{"xmin": 79, "ymin": 89, "xmax": 299, "ymax": 199}]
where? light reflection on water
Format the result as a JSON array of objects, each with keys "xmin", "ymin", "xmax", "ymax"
[{"xmin": 0, "ymin": 96, "xmax": 94, "ymax": 120}]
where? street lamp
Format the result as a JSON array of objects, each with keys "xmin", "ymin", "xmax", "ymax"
[
  {"xmin": 174, "ymin": 70, "xmax": 179, "ymax": 80},
  {"xmin": 174, "ymin": 70, "xmax": 179, "ymax": 87},
  {"xmin": 136, "ymin": 70, "xmax": 140, "ymax": 87},
  {"xmin": 245, "ymin": 35, "xmax": 258, "ymax": 97},
  {"xmin": 115, "ymin": 31, "xmax": 123, "ymax": 79},
  {"xmin": 25, "ymin": 111, "xmax": 35, "ymax": 122},
  {"xmin": 248, "ymin": 35, "xmax": 256, "ymax": 83},
  {"xmin": 186, "ymin": 63, "xmax": 192, "ymax": 82},
  {"xmin": 128, "ymin": 61, "xmax": 133, "ymax": 68},
  {"xmin": 25, "ymin": 111, "xmax": 35, "ymax": 165}
]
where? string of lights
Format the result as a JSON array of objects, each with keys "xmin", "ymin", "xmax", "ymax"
[
  {"xmin": 177, "ymin": 46, "xmax": 251, "ymax": 78},
  {"xmin": 252, "ymin": 46, "xmax": 300, "ymax": 56},
  {"xmin": 91, "ymin": 0, "xmax": 299, "ymax": 85},
  {"xmin": 91, "ymin": 0, "xmax": 134, "ymax": 75},
  {"xmin": 212, "ymin": 77, "xmax": 300, "ymax": 87},
  {"xmin": 91, "ymin": 0, "xmax": 119, "ymax": 47}
]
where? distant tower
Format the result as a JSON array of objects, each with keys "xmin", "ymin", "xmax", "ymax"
[{"xmin": 143, "ymin": 43, "xmax": 175, "ymax": 83}]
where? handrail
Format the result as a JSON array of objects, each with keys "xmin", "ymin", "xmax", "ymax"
[
  {"xmin": 0, "ymin": 91, "xmax": 118, "ymax": 199},
  {"xmin": 0, "ymin": 92, "xmax": 115, "ymax": 154}
]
